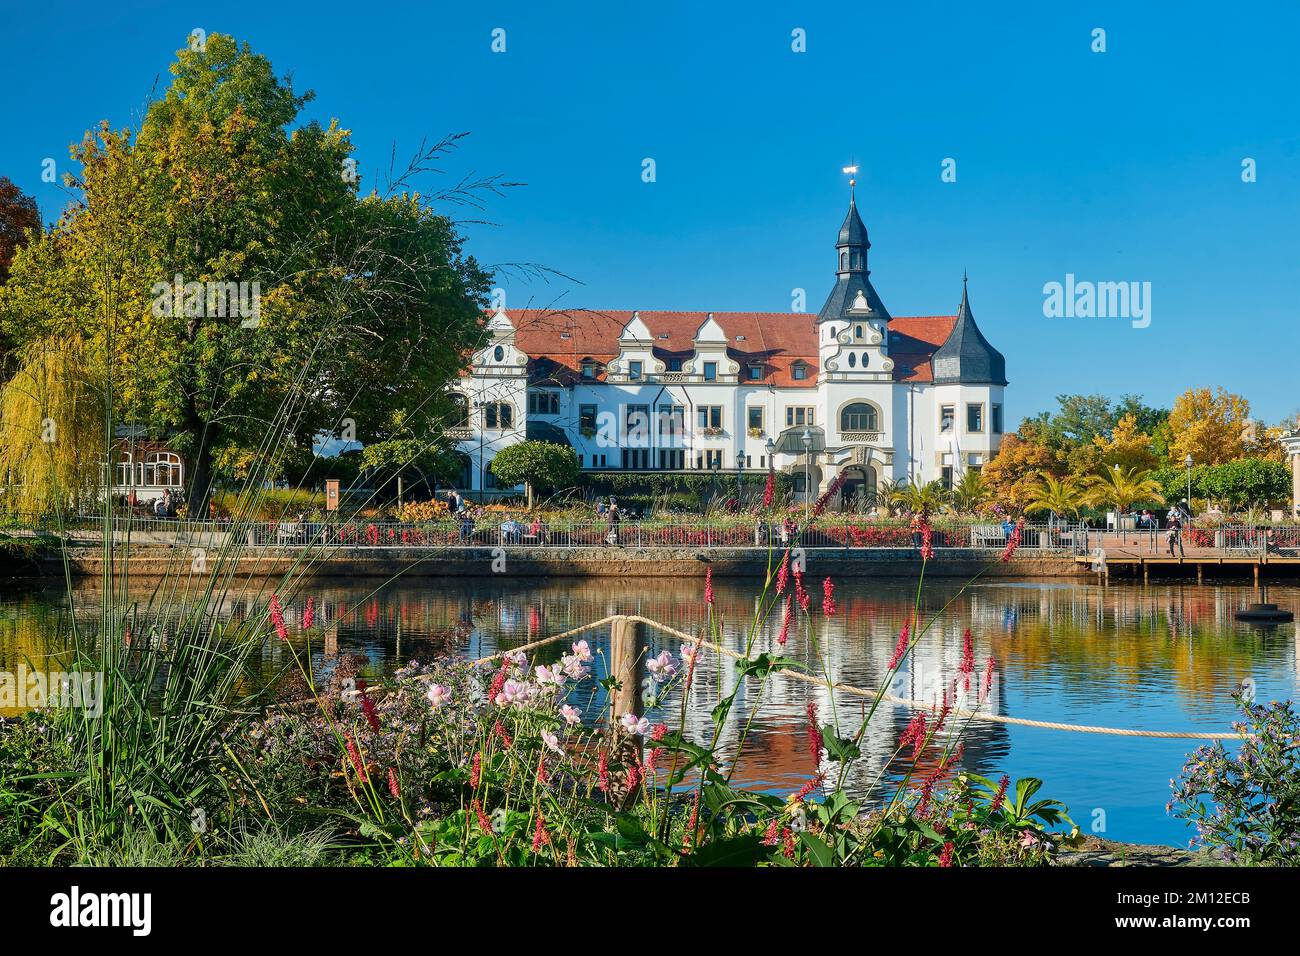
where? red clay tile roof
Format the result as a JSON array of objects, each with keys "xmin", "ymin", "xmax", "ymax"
[{"xmin": 498, "ymin": 309, "xmax": 957, "ymax": 386}]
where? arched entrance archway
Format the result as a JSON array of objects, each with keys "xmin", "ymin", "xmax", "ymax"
[{"xmin": 838, "ymin": 466, "xmax": 878, "ymax": 512}]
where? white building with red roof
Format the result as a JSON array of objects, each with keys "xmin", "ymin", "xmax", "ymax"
[{"xmin": 447, "ymin": 197, "xmax": 1008, "ymax": 505}]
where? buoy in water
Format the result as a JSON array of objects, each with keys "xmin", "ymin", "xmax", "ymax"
[{"xmin": 1235, "ymin": 603, "xmax": 1294, "ymax": 623}]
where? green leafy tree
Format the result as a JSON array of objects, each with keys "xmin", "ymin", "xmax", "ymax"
[
  {"xmin": 488, "ymin": 440, "xmax": 579, "ymax": 509},
  {"xmin": 982, "ymin": 434, "xmax": 1067, "ymax": 514},
  {"xmin": 0, "ymin": 34, "xmax": 490, "ymax": 512},
  {"xmin": 0, "ymin": 176, "xmax": 40, "ymax": 287}
]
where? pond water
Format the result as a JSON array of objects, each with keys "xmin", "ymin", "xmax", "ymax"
[{"xmin": 2, "ymin": 573, "xmax": 1295, "ymax": 848}]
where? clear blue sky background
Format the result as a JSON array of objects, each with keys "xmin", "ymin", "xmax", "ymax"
[{"xmin": 3, "ymin": 0, "xmax": 1298, "ymax": 426}]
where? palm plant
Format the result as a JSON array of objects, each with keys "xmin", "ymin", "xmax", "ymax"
[
  {"xmin": 895, "ymin": 478, "xmax": 950, "ymax": 517},
  {"xmin": 1023, "ymin": 474, "xmax": 1087, "ymax": 530},
  {"xmin": 1085, "ymin": 465, "xmax": 1165, "ymax": 543},
  {"xmin": 950, "ymin": 469, "xmax": 991, "ymax": 515}
]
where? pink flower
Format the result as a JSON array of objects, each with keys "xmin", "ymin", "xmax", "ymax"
[
  {"xmin": 959, "ymin": 628, "xmax": 975, "ymax": 676},
  {"xmin": 620, "ymin": 713, "xmax": 651, "ymax": 736},
  {"xmin": 813, "ymin": 472, "xmax": 847, "ymax": 517},
  {"xmin": 704, "ymin": 567, "xmax": 714, "ymax": 606},
  {"xmin": 541, "ymin": 729, "xmax": 564, "ymax": 755},
  {"xmin": 794, "ymin": 568, "xmax": 810, "ymax": 612},
  {"xmin": 762, "ymin": 471, "xmax": 775, "ymax": 509},
  {"xmin": 763, "ymin": 818, "xmax": 780, "ymax": 846},
  {"xmin": 532, "ymin": 811, "xmax": 550, "ymax": 851},
  {"xmin": 470, "ymin": 751, "xmax": 482, "ymax": 789},
  {"xmin": 821, "ymin": 577, "xmax": 837, "ymax": 617},
  {"xmin": 887, "ymin": 618, "xmax": 912, "ymax": 670},
  {"xmin": 646, "ymin": 650, "xmax": 678, "ymax": 682},
  {"xmin": 598, "ymin": 751, "xmax": 610, "ymax": 793},
  {"xmin": 776, "ymin": 551, "xmax": 790, "ymax": 595},
  {"xmin": 344, "ymin": 733, "xmax": 367, "ymax": 782},
  {"xmin": 535, "ymin": 753, "xmax": 550, "ymax": 784},
  {"xmin": 559, "ymin": 703, "xmax": 581, "ymax": 725},
  {"xmin": 472, "ymin": 798, "xmax": 492, "ymax": 833},
  {"xmin": 534, "ymin": 664, "xmax": 566, "ymax": 688},
  {"xmin": 1000, "ymin": 519, "xmax": 1024, "ymax": 562},
  {"xmin": 301, "ymin": 597, "xmax": 315, "ymax": 630},
  {"xmin": 426, "ymin": 683, "xmax": 452, "ymax": 708},
  {"xmin": 571, "ymin": 639, "xmax": 593, "ymax": 662},
  {"xmin": 806, "ymin": 702, "xmax": 823, "ymax": 766},
  {"xmin": 777, "ymin": 594, "xmax": 792, "ymax": 647},
  {"xmin": 981, "ymin": 656, "xmax": 996, "ymax": 700},
  {"xmin": 493, "ymin": 720, "xmax": 513, "ymax": 750},
  {"xmin": 900, "ymin": 713, "xmax": 928, "ymax": 758},
  {"xmin": 495, "ymin": 679, "xmax": 534, "ymax": 707},
  {"xmin": 990, "ymin": 774, "xmax": 1010, "ymax": 813},
  {"xmin": 268, "ymin": 595, "xmax": 289, "ymax": 642},
  {"xmin": 939, "ymin": 841, "xmax": 954, "ymax": 867},
  {"xmin": 1020, "ymin": 829, "xmax": 1039, "ymax": 849},
  {"xmin": 387, "ymin": 767, "xmax": 400, "ymax": 799}
]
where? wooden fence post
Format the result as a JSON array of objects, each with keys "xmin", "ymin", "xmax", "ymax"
[
  {"xmin": 607, "ymin": 615, "xmax": 645, "ymax": 808},
  {"xmin": 609, "ymin": 615, "xmax": 644, "ymax": 724}
]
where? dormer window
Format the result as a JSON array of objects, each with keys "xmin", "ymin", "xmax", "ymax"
[
  {"xmin": 703, "ymin": 361, "xmax": 717, "ymax": 382},
  {"xmin": 628, "ymin": 360, "xmax": 643, "ymax": 381},
  {"xmin": 747, "ymin": 363, "xmax": 762, "ymax": 380},
  {"xmin": 792, "ymin": 362, "xmax": 808, "ymax": 381},
  {"xmin": 580, "ymin": 358, "xmax": 596, "ymax": 379},
  {"xmin": 855, "ymin": 325, "xmax": 863, "ymax": 339},
  {"xmin": 493, "ymin": 345, "xmax": 505, "ymax": 362}
]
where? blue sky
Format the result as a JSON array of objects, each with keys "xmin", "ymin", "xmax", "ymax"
[{"xmin": 3, "ymin": 0, "xmax": 1298, "ymax": 425}]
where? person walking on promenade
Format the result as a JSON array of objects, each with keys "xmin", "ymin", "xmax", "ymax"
[
  {"xmin": 605, "ymin": 501, "xmax": 621, "ymax": 546},
  {"xmin": 1166, "ymin": 509, "xmax": 1184, "ymax": 557}
]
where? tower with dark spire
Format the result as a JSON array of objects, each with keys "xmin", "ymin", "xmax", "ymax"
[
  {"xmin": 816, "ymin": 189, "xmax": 892, "ymax": 325},
  {"xmin": 931, "ymin": 276, "xmax": 1008, "ymax": 385}
]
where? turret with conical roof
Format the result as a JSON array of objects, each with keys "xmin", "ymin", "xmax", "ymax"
[
  {"xmin": 816, "ymin": 193, "xmax": 892, "ymax": 325},
  {"xmin": 931, "ymin": 277, "xmax": 1007, "ymax": 385}
]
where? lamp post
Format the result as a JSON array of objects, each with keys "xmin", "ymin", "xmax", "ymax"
[
  {"xmin": 801, "ymin": 427, "xmax": 813, "ymax": 521},
  {"xmin": 710, "ymin": 455, "xmax": 720, "ymax": 506},
  {"xmin": 1112, "ymin": 462, "xmax": 1126, "ymax": 544},
  {"xmin": 1184, "ymin": 454, "xmax": 1193, "ymax": 519},
  {"xmin": 764, "ymin": 437, "xmax": 776, "ymax": 488},
  {"xmin": 735, "ymin": 449, "xmax": 745, "ymax": 504}
]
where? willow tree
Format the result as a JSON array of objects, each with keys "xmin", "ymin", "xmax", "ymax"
[
  {"xmin": 0, "ymin": 336, "xmax": 106, "ymax": 515},
  {"xmin": 0, "ymin": 33, "xmax": 490, "ymax": 512}
]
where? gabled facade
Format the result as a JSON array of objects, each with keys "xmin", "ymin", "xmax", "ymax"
[{"xmin": 446, "ymin": 199, "xmax": 1009, "ymax": 505}]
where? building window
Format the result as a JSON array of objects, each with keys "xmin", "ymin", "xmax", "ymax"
[
  {"xmin": 697, "ymin": 406, "xmax": 722, "ymax": 432},
  {"xmin": 666, "ymin": 357, "xmax": 683, "ymax": 372},
  {"xmin": 747, "ymin": 363, "xmax": 762, "ymax": 380},
  {"xmin": 139, "ymin": 451, "xmax": 183, "ymax": 488},
  {"xmin": 786, "ymin": 406, "xmax": 815, "ymax": 427},
  {"xmin": 528, "ymin": 391, "xmax": 559, "ymax": 415},
  {"xmin": 941, "ymin": 466, "xmax": 953, "ymax": 489},
  {"xmin": 579, "ymin": 404, "xmax": 597, "ymax": 432},
  {"xmin": 940, "ymin": 405, "xmax": 954, "ymax": 433},
  {"xmin": 992, "ymin": 404, "xmax": 1003, "ymax": 434},
  {"xmin": 695, "ymin": 449, "xmax": 723, "ymax": 469},
  {"xmin": 627, "ymin": 360, "xmax": 643, "ymax": 381},
  {"xmin": 580, "ymin": 358, "xmax": 596, "ymax": 379},
  {"xmin": 966, "ymin": 403, "xmax": 984, "ymax": 433},
  {"xmin": 840, "ymin": 402, "xmax": 878, "ymax": 432},
  {"xmin": 747, "ymin": 407, "xmax": 764, "ymax": 432},
  {"xmin": 703, "ymin": 361, "xmax": 717, "ymax": 381},
  {"xmin": 792, "ymin": 362, "xmax": 807, "ymax": 381},
  {"xmin": 448, "ymin": 392, "xmax": 470, "ymax": 427},
  {"xmin": 624, "ymin": 404, "xmax": 650, "ymax": 445},
  {"xmin": 621, "ymin": 448, "xmax": 651, "ymax": 470},
  {"xmin": 847, "ymin": 353, "xmax": 857, "ymax": 368},
  {"xmin": 792, "ymin": 473, "xmax": 807, "ymax": 493},
  {"xmin": 658, "ymin": 404, "xmax": 685, "ymax": 443},
  {"xmin": 484, "ymin": 402, "xmax": 514, "ymax": 430},
  {"xmin": 657, "ymin": 449, "xmax": 685, "ymax": 469},
  {"xmin": 855, "ymin": 325, "xmax": 863, "ymax": 339},
  {"xmin": 493, "ymin": 345, "xmax": 505, "ymax": 362}
]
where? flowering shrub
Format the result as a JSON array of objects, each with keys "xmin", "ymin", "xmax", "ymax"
[
  {"xmin": 396, "ymin": 499, "xmax": 450, "ymax": 522},
  {"xmin": 1169, "ymin": 697, "xmax": 1300, "ymax": 864}
]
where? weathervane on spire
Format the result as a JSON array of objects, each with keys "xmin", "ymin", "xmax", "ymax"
[{"xmin": 842, "ymin": 164, "xmax": 858, "ymax": 199}]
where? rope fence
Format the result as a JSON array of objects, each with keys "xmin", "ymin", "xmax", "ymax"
[{"xmin": 471, "ymin": 614, "xmax": 1249, "ymax": 741}]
